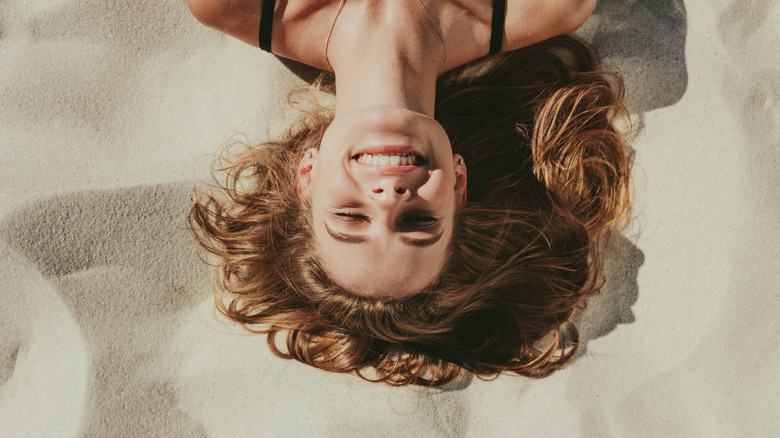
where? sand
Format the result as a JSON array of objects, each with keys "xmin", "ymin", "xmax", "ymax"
[{"xmin": 1, "ymin": 0, "xmax": 778, "ymax": 436}]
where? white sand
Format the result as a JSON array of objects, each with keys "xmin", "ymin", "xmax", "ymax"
[{"xmin": 1, "ymin": 0, "xmax": 778, "ymax": 436}]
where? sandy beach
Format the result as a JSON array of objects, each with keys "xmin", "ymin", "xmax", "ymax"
[{"xmin": 1, "ymin": 0, "xmax": 778, "ymax": 436}]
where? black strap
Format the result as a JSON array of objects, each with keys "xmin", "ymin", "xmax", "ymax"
[
  {"xmin": 259, "ymin": 0, "xmax": 275, "ymax": 52},
  {"xmin": 489, "ymin": 0, "xmax": 506, "ymax": 55}
]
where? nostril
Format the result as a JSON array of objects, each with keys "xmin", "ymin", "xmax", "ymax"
[
  {"xmin": 373, "ymin": 188, "xmax": 383, "ymax": 194},
  {"xmin": 395, "ymin": 188, "xmax": 406, "ymax": 194}
]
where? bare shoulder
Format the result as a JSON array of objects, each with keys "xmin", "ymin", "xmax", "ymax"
[
  {"xmin": 185, "ymin": 0, "xmax": 262, "ymax": 46},
  {"xmin": 503, "ymin": 0, "xmax": 597, "ymax": 50}
]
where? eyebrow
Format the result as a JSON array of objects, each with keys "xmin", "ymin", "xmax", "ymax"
[{"xmin": 324, "ymin": 223, "xmax": 444, "ymax": 247}]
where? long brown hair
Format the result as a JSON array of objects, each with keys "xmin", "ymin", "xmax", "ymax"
[{"xmin": 189, "ymin": 35, "xmax": 631, "ymax": 386}]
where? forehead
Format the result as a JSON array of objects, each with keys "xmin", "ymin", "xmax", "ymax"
[{"xmin": 312, "ymin": 217, "xmax": 450, "ymax": 298}]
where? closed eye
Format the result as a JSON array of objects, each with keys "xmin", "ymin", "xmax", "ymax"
[
  {"xmin": 403, "ymin": 215, "xmax": 439, "ymax": 227},
  {"xmin": 334, "ymin": 211, "xmax": 369, "ymax": 223}
]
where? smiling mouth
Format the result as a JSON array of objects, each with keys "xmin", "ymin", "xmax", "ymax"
[{"xmin": 354, "ymin": 153, "xmax": 424, "ymax": 166}]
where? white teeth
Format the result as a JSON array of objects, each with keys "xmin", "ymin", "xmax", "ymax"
[{"xmin": 356, "ymin": 153, "xmax": 419, "ymax": 166}]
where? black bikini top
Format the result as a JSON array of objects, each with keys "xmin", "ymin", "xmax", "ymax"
[{"xmin": 259, "ymin": 0, "xmax": 506, "ymax": 55}]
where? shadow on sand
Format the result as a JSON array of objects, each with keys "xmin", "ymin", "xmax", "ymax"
[
  {"xmin": 582, "ymin": 0, "xmax": 689, "ymax": 113},
  {"xmin": 0, "ymin": 181, "xmax": 209, "ymax": 437},
  {"xmin": 571, "ymin": 0, "xmax": 687, "ymax": 350}
]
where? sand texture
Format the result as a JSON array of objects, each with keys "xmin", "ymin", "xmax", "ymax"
[{"xmin": 1, "ymin": 0, "xmax": 778, "ymax": 436}]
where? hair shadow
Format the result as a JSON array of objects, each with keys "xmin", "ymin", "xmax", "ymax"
[
  {"xmin": 580, "ymin": 0, "xmax": 688, "ymax": 113},
  {"xmin": 574, "ymin": 233, "xmax": 644, "ymax": 350}
]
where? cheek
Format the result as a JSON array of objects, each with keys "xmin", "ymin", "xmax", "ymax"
[
  {"xmin": 311, "ymin": 171, "xmax": 356, "ymax": 209},
  {"xmin": 418, "ymin": 171, "xmax": 455, "ymax": 203}
]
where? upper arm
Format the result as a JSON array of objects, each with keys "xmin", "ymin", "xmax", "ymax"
[
  {"xmin": 185, "ymin": 0, "xmax": 262, "ymax": 47},
  {"xmin": 503, "ymin": 0, "xmax": 597, "ymax": 50}
]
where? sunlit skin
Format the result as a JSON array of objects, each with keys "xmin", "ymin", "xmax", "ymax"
[
  {"xmin": 298, "ymin": 108, "xmax": 467, "ymax": 298},
  {"xmin": 184, "ymin": 0, "xmax": 598, "ymax": 297},
  {"xmin": 289, "ymin": 2, "xmax": 473, "ymax": 299}
]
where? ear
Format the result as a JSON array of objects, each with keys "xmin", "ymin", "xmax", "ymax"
[
  {"xmin": 297, "ymin": 148, "xmax": 318, "ymax": 197},
  {"xmin": 453, "ymin": 154, "xmax": 467, "ymax": 204}
]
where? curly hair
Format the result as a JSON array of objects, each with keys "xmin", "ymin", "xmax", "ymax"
[{"xmin": 189, "ymin": 35, "xmax": 631, "ymax": 386}]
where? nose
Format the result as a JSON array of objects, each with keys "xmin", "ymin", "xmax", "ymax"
[{"xmin": 369, "ymin": 182, "xmax": 409, "ymax": 208}]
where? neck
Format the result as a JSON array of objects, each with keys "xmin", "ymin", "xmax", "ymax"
[{"xmin": 326, "ymin": 3, "xmax": 445, "ymax": 118}]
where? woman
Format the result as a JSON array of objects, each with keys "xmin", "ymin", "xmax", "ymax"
[{"xmin": 188, "ymin": 0, "xmax": 631, "ymax": 386}]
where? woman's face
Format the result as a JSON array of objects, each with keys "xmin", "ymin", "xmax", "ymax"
[{"xmin": 298, "ymin": 107, "xmax": 467, "ymax": 298}]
